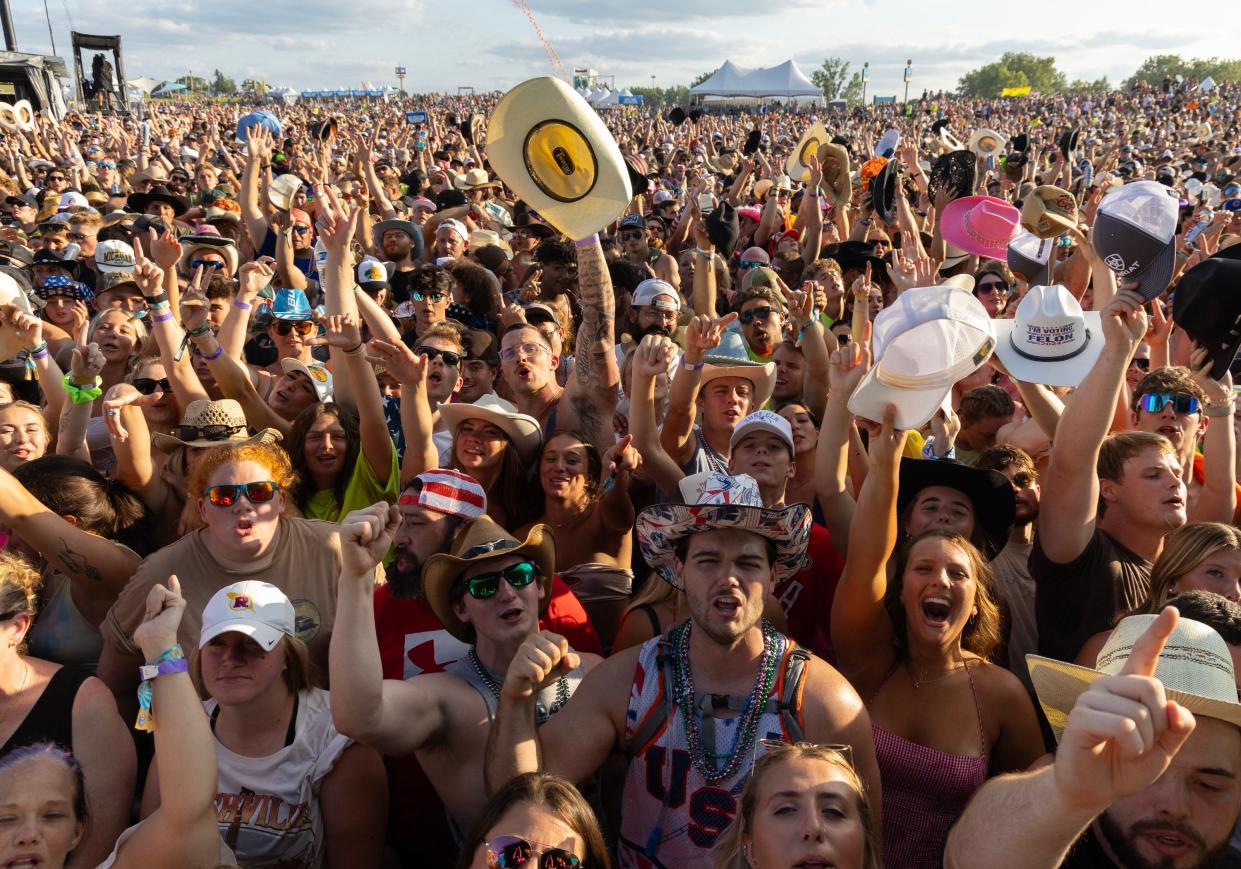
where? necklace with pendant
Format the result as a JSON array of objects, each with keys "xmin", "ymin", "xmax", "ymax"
[{"xmin": 469, "ymin": 648, "xmax": 569, "ymax": 718}]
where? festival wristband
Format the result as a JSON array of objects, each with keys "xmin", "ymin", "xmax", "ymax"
[
  {"xmin": 184, "ymin": 323, "xmax": 213, "ymax": 337},
  {"xmin": 680, "ymin": 359, "xmax": 704, "ymax": 371},
  {"xmin": 1205, "ymin": 401, "xmax": 1235, "ymax": 418},
  {"xmin": 63, "ymin": 374, "xmax": 102, "ymax": 405},
  {"xmin": 233, "ymin": 299, "xmax": 252, "ymax": 310},
  {"xmin": 28, "ymin": 341, "xmax": 48, "ymax": 359},
  {"xmin": 152, "ymin": 312, "xmax": 173, "ymax": 323},
  {"xmin": 574, "ymin": 233, "xmax": 599, "ymax": 248},
  {"xmin": 343, "ymin": 342, "xmax": 365, "ymax": 356},
  {"xmin": 143, "ymin": 293, "xmax": 168, "ymax": 307},
  {"xmin": 200, "ymin": 343, "xmax": 224, "ymax": 361},
  {"xmin": 134, "ymin": 644, "xmax": 187, "ymax": 733}
]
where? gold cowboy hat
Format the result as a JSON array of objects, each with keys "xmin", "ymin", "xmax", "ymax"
[{"xmin": 785, "ymin": 121, "xmax": 830, "ymax": 184}]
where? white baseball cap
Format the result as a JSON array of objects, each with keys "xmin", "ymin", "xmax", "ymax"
[
  {"xmin": 356, "ymin": 257, "xmax": 389, "ymax": 289},
  {"xmin": 992, "ymin": 284, "xmax": 1103, "ymax": 388},
  {"xmin": 729, "ymin": 410, "xmax": 794, "ymax": 454},
  {"xmin": 58, "ymin": 191, "xmax": 89, "ymax": 210},
  {"xmin": 849, "ymin": 285, "xmax": 995, "ymax": 429},
  {"xmin": 652, "ymin": 189, "xmax": 677, "ymax": 206},
  {"xmin": 440, "ymin": 218, "xmax": 469, "ymax": 243},
  {"xmin": 94, "ymin": 239, "xmax": 136, "ymax": 273},
  {"xmin": 199, "ymin": 581, "xmax": 294, "ymax": 651},
  {"xmin": 632, "ymin": 278, "xmax": 680, "ymax": 311},
  {"xmin": 281, "ymin": 358, "xmax": 334, "ymax": 403}
]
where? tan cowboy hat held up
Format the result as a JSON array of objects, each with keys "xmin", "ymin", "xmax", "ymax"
[{"xmin": 487, "ymin": 76, "xmax": 632, "ymax": 241}]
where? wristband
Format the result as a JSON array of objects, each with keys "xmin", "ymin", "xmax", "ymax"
[
  {"xmin": 28, "ymin": 341, "xmax": 47, "ymax": 359},
  {"xmin": 184, "ymin": 323, "xmax": 213, "ymax": 338},
  {"xmin": 63, "ymin": 374, "xmax": 102, "ymax": 405},
  {"xmin": 143, "ymin": 293, "xmax": 168, "ymax": 307},
  {"xmin": 680, "ymin": 359, "xmax": 705, "ymax": 371},
  {"xmin": 695, "ymin": 248, "xmax": 714, "ymax": 259},
  {"xmin": 232, "ymin": 299, "xmax": 252, "ymax": 311},
  {"xmin": 152, "ymin": 311, "xmax": 173, "ymax": 323},
  {"xmin": 1204, "ymin": 401, "xmax": 1235, "ymax": 418},
  {"xmin": 859, "ymin": 218, "xmax": 872, "ymax": 226},
  {"xmin": 343, "ymin": 341, "xmax": 365, "ymax": 356},
  {"xmin": 200, "ymin": 343, "xmax": 224, "ymax": 361},
  {"xmin": 134, "ymin": 644, "xmax": 187, "ymax": 733},
  {"xmin": 574, "ymin": 233, "xmax": 599, "ymax": 248}
]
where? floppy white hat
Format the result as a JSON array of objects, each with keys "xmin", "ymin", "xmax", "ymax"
[
  {"xmin": 1028, "ymin": 613, "xmax": 1241, "ymax": 742},
  {"xmin": 486, "ymin": 76, "xmax": 631, "ymax": 241},
  {"xmin": 848, "ymin": 284, "xmax": 995, "ymax": 429},
  {"xmin": 993, "ymin": 284, "xmax": 1103, "ymax": 387}
]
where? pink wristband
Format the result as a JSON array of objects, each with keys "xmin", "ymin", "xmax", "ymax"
[
  {"xmin": 233, "ymin": 300, "xmax": 252, "ymax": 310},
  {"xmin": 574, "ymin": 234, "xmax": 599, "ymax": 248}
]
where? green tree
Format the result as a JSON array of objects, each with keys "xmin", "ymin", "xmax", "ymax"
[
  {"xmin": 1125, "ymin": 54, "xmax": 1186, "ymax": 87},
  {"xmin": 842, "ymin": 71, "xmax": 864, "ymax": 106},
  {"xmin": 957, "ymin": 52, "xmax": 1066, "ymax": 97},
  {"xmin": 1185, "ymin": 57, "xmax": 1241, "ymax": 83},
  {"xmin": 810, "ymin": 57, "xmax": 850, "ymax": 101},
  {"xmin": 211, "ymin": 69, "xmax": 237, "ymax": 96},
  {"xmin": 1125, "ymin": 54, "xmax": 1241, "ymax": 87},
  {"xmin": 689, "ymin": 69, "xmax": 715, "ymax": 88},
  {"xmin": 1066, "ymin": 76, "xmax": 1110, "ymax": 93},
  {"xmin": 175, "ymin": 75, "xmax": 208, "ymax": 94}
]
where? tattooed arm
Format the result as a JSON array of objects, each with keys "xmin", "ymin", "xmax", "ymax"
[
  {"xmin": 0, "ymin": 465, "xmax": 140, "ymax": 625},
  {"xmin": 559, "ymin": 236, "xmax": 619, "ymax": 455}
]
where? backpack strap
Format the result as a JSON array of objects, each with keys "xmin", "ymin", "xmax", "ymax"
[
  {"xmin": 777, "ymin": 645, "xmax": 812, "ymax": 743},
  {"xmin": 625, "ymin": 633, "xmax": 679, "ymax": 762}
]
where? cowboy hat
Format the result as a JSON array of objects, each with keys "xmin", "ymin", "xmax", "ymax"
[
  {"xmin": 929, "ymin": 150, "xmax": 977, "ymax": 203},
  {"xmin": 897, "ymin": 458, "xmax": 1015, "ymax": 558},
  {"xmin": 267, "ymin": 174, "xmax": 303, "ymax": 211},
  {"xmin": 1028, "ymin": 613, "xmax": 1241, "ymax": 742},
  {"xmin": 876, "ymin": 128, "xmax": 900, "ymax": 158},
  {"xmin": 127, "ymin": 184, "xmax": 189, "ymax": 217},
  {"xmin": 151, "ymin": 398, "xmax": 281, "ymax": 453},
  {"xmin": 423, "ymin": 518, "xmax": 557, "ymax": 642},
  {"xmin": 0, "ymin": 268, "xmax": 33, "ymax": 361},
  {"xmin": 455, "ymin": 168, "xmax": 500, "ymax": 191},
  {"xmin": 968, "ymin": 128, "xmax": 1007, "ymax": 157},
  {"xmin": 460, "ymin": 113, "xmax": 484, "ymax": 145},
  {"xmin": 870, "ymin": 158, "xmax": 899, "ymax": 224},
  {"xmin": 700, "ymin": 346, "xmax": 777, "ymax": 407},
  {"xmin": 178, "ymin": 235, "xmax": 239, "ymax": 277},
  {"xmin": 636, "ymin": 473, "xmax": 811, "ymax": 589},
  {"xmin": 817, "ymin": 142, "xmax": 852, "ymax": 209},
  {"xmin": 785, "ymin": 121, "xmax": 830, "ymax": 184},
  {"xmin": 439, "ymin": 393, "xmax": 543, "ymax": 463},
  {"xmin": 941, "ymin": 195, "xmax": 1021, "ymax": 259},
  {"xmin": 486, "ymin": 76, "xmax": 631, "ymax": 241},
  {"xmin": 993, "ymin": 284, "xmax": 1103, "ymax": 388}
]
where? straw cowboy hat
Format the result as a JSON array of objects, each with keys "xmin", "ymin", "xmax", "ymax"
[
  {"xmin": 454, "ymin": 168, "xmax": 501, "ymax": 191},
  {"xmin": 0, "ymin": 269, "xmax": 33, "ymax": 361},
  {"xmin": 486, "ymin": 76, "xmax": 631, "ymax": 241},
  {"xmin": 178, "ymin": 235, "xmax": 240, "ymax": 277},
  {"xmin": 1028, "ymin": 613, "xmax": 1241, "ymax": 742},
  {"xmin": 267, "ymin": 174, "xmax": 303, "ymax": 211},
  {"xmin": 423, "ymin": 517, "xmax": 557, "ymax": 642},
  {"xmin": 439, "ymin": 393, "xmax": 543, "ymax": 463},
  {"xmin": 151, "ymin": 398, "xmax": 281, "ymax": 453},
  {"xmin": 636, "ymin": 473, "xmax": 811, "ymax": 589},
  {"xmin": 785, "ymin": 121, "xmax": 830, "ymax": 184}
]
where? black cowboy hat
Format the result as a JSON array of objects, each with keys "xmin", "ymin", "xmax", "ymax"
[
  {"xmin": 930, "ymin": 118, "xmax": 950, "ymax": 135},
  {"xmin": 624, "ymin": 156, "xmax": 651, "ymax": 197},
  {"xmin": 1004, "ymin": 152, "xmax": 1028, "ymax": 182},
  {"xmin": 689, "ymin": 108, "xmax": 704, "ymax": 123},
  {"xmin": 870, "ymin": 158, "xmax": 899, "ymax": 224},
  {"xmin": 744, "ymin": 129, "xmax": 762, "ymax": 157},
  {"xmin": 127, "ymin": 184, "xmax": 189, "ymax": 217},
  {"xmin": 929, "ymin": 150, "xmax": 977, "ymax": 203},
  {"xmin": 1011, "ymin": 133, "xmax": 1030, "ymax": 153},
  {"xmin": 309, "ymin": 117, "xmax": 338, "ymax": 144},
  {"xmin": 30, "ymin": 248, "xmax": 79, "ymax": 279},
  {"xmin": 1058, "ymin": 127, "xmax": 1081, "ymax": 162},
  {"xmin": 1172, "ymin": 245, "xmax": 1241, "ymax": 380},
  {"xmin": 705, "ymin": 201, "xmax": 740, "ymax": 260},
  {"xmin": 821, "ymin": 240, "xmax": 886, "ymax": 276},
  {"xmin": 897, "ymin": 458, "xmax": 1015, "ymax": 558},
  {"xmin": 512, "ymin": 214, "xmax": 556, "ymax": 240},
  {"xmin": 668, "ymin": 107, "xmax": 688, "ymax": 127},
  {"xmin": 460, "ymin": 113, "xmax": 483, "ymax": 145}
]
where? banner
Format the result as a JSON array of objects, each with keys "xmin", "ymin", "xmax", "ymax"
[
  {"xmin": 1001, "ymin": 85, "xmax": 1031, "ymax": 97},
  {"xmin": 617, "ymin": 94, "xmax": 643, "ymax": 105}
]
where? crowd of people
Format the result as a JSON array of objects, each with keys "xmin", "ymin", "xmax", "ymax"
[{"xmin": 0, "ymin": 69, "xmax": 1238, "ymax": 868}]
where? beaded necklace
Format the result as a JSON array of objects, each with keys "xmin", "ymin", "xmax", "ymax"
[
  {"xmin": 672, "ymin": 619, "xmax": 777, "ymax": 784},
  {"xmin": 468, "ymin": 648, "xmax": 570, "ymax": 720}
]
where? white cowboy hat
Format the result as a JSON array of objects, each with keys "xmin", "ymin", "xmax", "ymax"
[
  {"xmin": 784, "ymin": 121, "xmax": 830, "ymax": 184},
  {"xmin": 968, "ymin": 128, "xmax": 1008, "ymax": 157},
  {"xmin": 700, "ymin": 355, "xmax": 777, "ymax": 409},
  {"xmin": 439, "ymin": 393, "xmax": 543, "ymax": 463},
  {"xmin": 454, "ymin": 168, "xmax": 501, "ymax": 191},
  {"xmin": 0, "ymin": 269, "xmax": 33, "ymax": 362},
  {"xmin": 268, "ymin": 173, "xmax": 303, "ymax": 211},
  {"xmin": 486, "ymin": 76, "xmax": 631, "ymax": 241},
  {"xmin": 993, "ymin": 284, "xmax": 1103, "ymax": 388},
  {"xmin": 1028, "ymin": 613, "xmax": 1241, "ymax": 742}
]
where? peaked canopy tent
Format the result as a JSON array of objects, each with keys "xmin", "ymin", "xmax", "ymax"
[{"xmin": 691, "ymin": 59, "xmax": 820, "ymax": 100}]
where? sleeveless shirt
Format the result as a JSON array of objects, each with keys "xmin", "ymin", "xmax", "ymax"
[
  {"xmin": 617, "ymin": 629, "xmax": 803, "ymax": 868},
  {"xmin": 0, "ymin": 666, "xmax": 90, "ymax": 756},
  {"xmin": 445, "ymin": 649, "xmax": 586, "ymax": 725}
]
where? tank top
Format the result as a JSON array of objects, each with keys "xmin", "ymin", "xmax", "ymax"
[
  {"xmin": 681, "ymin": 426, "xmax": 729, "ymax": 479},
  {"xmin": 26, "ymin": 570, "xmax": 103, "ymax": 670},
  {"xmin": 0, "ymin": 665, "xmax": 90, "ymax": 756},
  {"xmin": 617, "ymin": 625, "xmax": 806, "ymax": 868},
  {"xmin": 870, "ymin": 661, "xmax": 989, "ymax": 869},
  {"xmin": 445, "ymin": 648, "xmax": 585, "ymax": 725}
]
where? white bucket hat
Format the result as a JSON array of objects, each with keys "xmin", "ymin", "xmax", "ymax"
[
  {"xmin": 993, "ymin": 284, "xmax": 1103, "ymax": 387},
  {"xmin": 1028, "ymin": 613, "xmax": 1241, "ymax": 742},
  {"xmin": 486, "ymin": 76, "xmax": 631, "ymax": 241},
  {"xmin": 848, "ymin": 284, "xmax": 995, "ymax": 429}
]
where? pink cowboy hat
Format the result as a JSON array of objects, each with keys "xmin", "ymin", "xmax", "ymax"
[{"xmin": 941, "ymin": 195, "xmax": 1021, "ymax": 259}]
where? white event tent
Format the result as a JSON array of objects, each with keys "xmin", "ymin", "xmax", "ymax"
[{"xmin": 691, "ymin": 59, "xmax": 820, "ymax": 100}]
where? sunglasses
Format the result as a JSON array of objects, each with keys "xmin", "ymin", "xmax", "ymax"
[
  {"xmin": 417, "ymin": 346, "xmax": 461, "ymax": 366},
  {"xmin": 191, "ymin": 259, "xmax": 225, "ymax": 271},
  {"xmin": 738, "ymin": 260, "xmax": 764, "ymax": 269},
  {"xmin": 1129, "ymin": 357, "xmax": 1151, "ymax": 371},
  {"xmin": 411, "ymin": 290, "xmax": 447, "ymax": 303},
  {"xmin": 977, "ymin": 281, "xmax": 1009, "ymax": 294},
  {"xmin": 46, "ymin": 175, "xmax": 65, "ymax": 182},
  {"xmin": 291, "ymin": 225, "xmax": 311, "ymax": 234},
  {"xmin": 100, "ymin": 161, "xmax": 116, "ymax": 169},
  {"xmin": 619, "ymin": 230, "xmax": 645, "ymax": 241},
  {"xmin": 203, "ymin": 480, "xmax": 280, "ymax": 508},
  {"xmin": 1139, "ymin": 392, "xmax": 1201, "ymax": 415},
  {"xmin": 273, "ymin": 319, "xmax": 315, "ymax": 336},
  {"xmin": 500, "ymin": 342, "xmax": 550, "ymax": 362},
  {"xmin": 738, "ymin": 306, "xmax": 775, "ymax": 325},
  {"xmin": 484, "ymin": 836, "xmax": 580, "ymax": 869},
  {"xmin": 465, "ymin": 560, "xmax": 537, "ymax": 600},
  {"xmin": 132, "ymin": 377, "xmax": 171, "ymax": 395},
  {"xmin": 175, "ymin": 423, "xmax": 245, "ymax": 442}
]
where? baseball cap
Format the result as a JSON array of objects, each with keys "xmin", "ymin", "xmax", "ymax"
[
  {"xmin": 94, "ymin": 239, "xmax": 135, "ymax": 274},
  {"xmin": 281, "ymin": 358, "xmax": 334, "ymax": 403},
  {"xmin": 619, "ymin": 214, "xmax": 647, "ymax": 231},
  {"xmin": 199, "ymin": 581, "xmax": 294, "ymax": 651},
  {"xmin": 5, "ymin": 193, "xmax": 35, "ymax": 209},
  {"xmin": 652, "ymin": 190, "xmax": 677, "ymax": 206},
  {"xmin": 401, "ymin": 469, "xmax": 488, "ymax": 519},
  {"xmin": 410, "ymin": 196, "xmax": 437, "ymax": 213},
  {"xmin": 849, "ymin": 285, "xmax": 995, "ymax": 429},
  {"xmin": 524, "ymin": 303, "xmax": 560, "ymax": 326},
  {"xmin": 632, "ymin": 278, "xmax": 680, "ymax": 311},
  {"xmin": 1007, "ymin": 231, "xmax": 1054, "ymax": 286},
  {"xmin": 1020, "ymin": 185, "xmax": 1078, "ymax": 240},
  {"xmin": 58, "ymin": 191, "xmax": 89, "ymax": 210},
  {"xmin": 440, "ymin": 218, "xmax": 468, "ymax": 243},
  {"xmin": 730, "ymin": 410, "xmax": 794, "ymax": 454},
  {"xmin": 356, "ymin": 258, "xmax": 390, "ymax": 290},
  {"xmin": 1093, "ymin": 180, "xmax": 1179, "ymax": 300}
]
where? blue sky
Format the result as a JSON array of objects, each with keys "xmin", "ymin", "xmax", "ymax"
[{"xmin": 7, "ymin": 0, "xmax": 1241, "ymax": 96}]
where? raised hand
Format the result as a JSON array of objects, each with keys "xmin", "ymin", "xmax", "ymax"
[
  {"xmin": 601, "ymin": 433, "xmax": 640, "ymax": 483},
  {"xmin": 148, "ymin": 227, "xmax": 182, "ymax": 272},
  {"xmin": 929, "ymin": 404, "xmax": 961, "ymax": 458},
  {"xmin": 683, "ymin": 311, "xmax": 739, "ymax": 362},
  {"xmin": 237, "ymin": 260, "xmax": 274, "ymax": 302},
  {"xmin": 69, "ymin": 341, "xmax": 105, "ymax": 385},
  {"xmin": 787, "ymin": 285, "xmax": 815, "ymax": 329},
  {"xmin": 102, "ymin": 382, "xmax": 163, "ymax": 443},
  {"xmin": 885, "ymin": 248, "xmax": 920, "ymax": 294},
  {"xmin": 868, "ymin": 403, "xmax": 909, "ymax": 471},
  {"xmin": 634, "ymin": 333, "xmax": 676, "ymax": 380},
  {"xmin": 827, "ymin": 321, "xmax": 871, "ymax": 400},
  {"xmin": 2, "ymin": 306, "xmax": 43, "ymax": 350},
  {"xmin": 178, "ymin": 286, "xmax": 209, "ymax": 334},
  {"xmin": 133, "ymin": 236, "xmax": 166, "ymax": 298},
  {"xmin": 367, "ymin": 337, "xmax": 428, "ymax": 386},
  {"xmin": 132, "ymin": 575, "xmax": 187, "ymax": 660},
  {"xmin": 1101, "ymin": 285, "xmax": 1149, "ymax": 353},
  {"xmin": 1053, "ymin": 608, "xmax": 1195, "ymax": 813},
  {"xmin": 339, "ymin": 502, "xmax": 401, "ymax": 579},
  {"xmin": 501, "ymin": 630, "xmax": 580, "ymax": 703},
  {"xmin": 321, "ymin": 313, "xmax": 363, "ymax": 349},
  {"xmin": 1189, "ymin": 342, "xmax": 1235, "ymax": 406}
]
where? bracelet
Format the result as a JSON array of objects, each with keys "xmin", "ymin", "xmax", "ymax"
[
  {"xmin": 1204, "ymin": 401, "xmax": 1235, "ymax": 418},
  {"xmin": 152, "ymin": 311, "xmax": 173, "ymax": 323},
  {"xmin": 680, "ymin": 359, "xmax": 705, "ymax": 371},
  {"xmin": 232, "ymin": 299, "xmax": 252, "ymax": 310},
  {"xmin": 28, "ymin": 341, "xmax": 47, "ymax": 359},
  {"xmin": 200, "ymin": 343, "xmax": 224, "ymax": 361},
  {"xmin": 695, "ymin": 248, "xmax": 714, "ymax": 259},
  {"xmin": 143, "ymin": 293, "xmax": 168, "ymax": 307},
  {"xmin": 343, "ymin": 341, "xmax": 365, "ymax": 356},
  {"xmin": 134, "ymin": 644, "xmax": 187, "ymax": 733},
  {"xmin": 63, "ymin": 374, "xmax": 102, "ymax": 405},
  {"xmin": 574, "ymin": 233, "xmax": 599, "ymax": 248},
  {"xmin": 859, "ymin": 218, "xmax": 872, "ymax": 226},
  {"xmin": 184, "ymin": 322, "xmax": 213, "ymax": 338}
]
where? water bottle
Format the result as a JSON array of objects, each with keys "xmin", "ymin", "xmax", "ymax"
[{"xmin": 313, "ymin": 237, "xmax": 328, "ymax": 277}]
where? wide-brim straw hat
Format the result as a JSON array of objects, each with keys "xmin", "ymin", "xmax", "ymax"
[{"xmin": 151, "ymin": 398, "xmax": 281, "ymax": 452}]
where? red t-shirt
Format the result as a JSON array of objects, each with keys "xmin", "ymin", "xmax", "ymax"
[
  {"xmin": 1191, "ymin": 452, "xmax": 1241, "ymax": 525},
  {"xmin": 772, "ymin": 523, "xmax": 846, "ymax": 663},
  {"xmin": 372, "ymin": 576, "xmax": 601, "ymax": 862}
]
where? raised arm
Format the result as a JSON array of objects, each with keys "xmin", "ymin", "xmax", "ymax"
[
  {"xmin": 660, "ymin": 312, "xmax": 738, "ymax": 465},
  {"xmin": 330, "ymin": 504, "xmax": 446, "ymax": 755},
  {"xmin": 1188, "ymin": 345, "xmax": 1236, "ymax": 524},
  {"xmin": 629, "ymin": 335, "xmax": 690, "ymax": 495},
  {"xmin": 54, "ymin": 342, "xmax": 105, "ymax": 462},
  {"xmin": 323, "ymin": 315, "xmax": 394, "ymax": 482},
  {"xmin": 559, "ymin": 236, "xmax": 619, "ymax": 456},
  {"xmin": 830, "ymin": 405, "xmax": 906, "ymax": 678},
  {"xmin": 240, "ymin": 125, "xmax": 273, "ymax": 252},
  {"xmin": 4, "ymin": 308, "xmax": 67, "ymax": 429},
  {"xmin": 813, "ymin": 332, "xmax": 871, "ymax": 558},
  {"xmin": 369, "ymin": 339, "xmax": 438, "ymax": 481},
  {"xmin": 788, "ymin": 285, "xmax": 829, "ymax": 421},
  {"xmin": 218, "ymin": 260, "xmax": 272, "ymax": 363},
  {"xmin": 134, "ymin": 242, "xmax": 207, "ymax": 410},
  {"xmin": 1038, "ymin": 288, "xmax": 1147, "ymax": 563}
]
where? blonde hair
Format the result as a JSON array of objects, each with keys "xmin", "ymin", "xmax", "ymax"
[
  {"xmin": 1135, "ymin": 522, "xmax": 1241, "ymax": 616},
  {"xmin": 711, "ymin": 743, "xmax": 881, "ymax": 869},
  {"xmin": 0, "ymin": 551, "xmax": 42, "ymax": 656}
]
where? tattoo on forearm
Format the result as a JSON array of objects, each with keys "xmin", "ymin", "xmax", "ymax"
[
  {"xmin": 58, "ymin": 538, "xmax": 104, "ymax": 583},
  {"xmin": 573, "ymin": 241, "xmax": 614, "ymax": 389}
]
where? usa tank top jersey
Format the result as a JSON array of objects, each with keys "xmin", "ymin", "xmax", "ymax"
[{"xmin": 617, "ymin": 620, "xmax": 809, "ymax": 868}]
